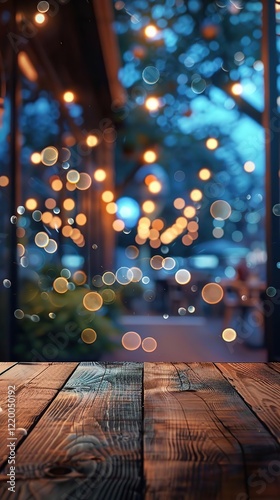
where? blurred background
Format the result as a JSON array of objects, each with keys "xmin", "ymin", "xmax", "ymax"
[{"xmin": 0, "ymin": 0, "xmax": 279, "ymax": 361}]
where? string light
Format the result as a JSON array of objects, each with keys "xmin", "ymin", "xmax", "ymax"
[
  {"xmin": 142, "ymin": 200, "xmax": 155, "ymax": 214},
  {"xmin": 145, "ymin": 97, "xmax": 160, "ymax": 111},
  {"xmin": 63, "ymin": 91, "xmax": 75, "ymax": 103},
  {"xmin": 199, "ymin": 168, "xmax": 211, "ymax": 180},
  {"xmin": 143, "ymin": 150, "xmax": 157, "ymax": 163},
  {"xmin": 144, "ymin": 25, "xmax": 158, "ymax": 39},
  {"xmin": 86, "ymin": 134, "xmax": 99, "ymax": 147},
  {"xmin": 206, "ymin": 138, "xmax": 219, "ymax": 150},
  {"xmin": 35, "ymin": 13, "xmax": 45, "ymax": 24},
  {"xmin": 232, "ymin": 83, "xmax": 243, "ymax": 95},
  {"xmin": 30, "ymin": 152, "xmax": 41, "ymax": 164},
  {"xmin": 94, "ymin": 169, "xmax": 106, "ymax": 182}
]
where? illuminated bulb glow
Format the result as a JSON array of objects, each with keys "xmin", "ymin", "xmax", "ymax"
[
  {"xmin": 86, "ymin": 134, "xmax": 98, "ymax": 147},
  {"xmin": 143, "ymin": 150, "xmax": 157, "ymax": 163},
  {"xmin": 35, "ymin": 13, "xmax": 45, "ymax": 24},
  {"xmin": 206, "ymin": 138, "xmax": 218, "ymax": 150},
  {"xmin": 94, "ymin": 169, "xmax": 106, "ymax": 182},
  {"xmin": 145, "ymin": 97, "xmax": 160, "ymax": 111},
  {"xmin": 199, "ymin": 168, "xmax": 211, "ymax": 180},
  {"xmin": 232, "ymin": 83, "xmax": 243, "ymax": 96},
  {"xmin": 190, "ymin": 189, "xmax": 203, "ymax": 202},
  {"xmin": 63, "ymin": 91, "xmax": 75, "ymax": 103},
  {"xmin": 144, "ymin": 25, "xmax": 158, "ymax": 38},
  {"xmin": 142, "ymin": 200, "xmax": 155, "ymax": 213},
  {"xmin": 244, "ymin": 161, "xmax": 255, "ymax": 173},
  {"xmin": 31, "ymin": 152, "xmax": 41, "ymax": 164}
]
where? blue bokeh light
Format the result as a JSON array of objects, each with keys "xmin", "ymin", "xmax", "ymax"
[{"xmin": 117, "ymin": 197, "xmax": 141, "ymax": 227}]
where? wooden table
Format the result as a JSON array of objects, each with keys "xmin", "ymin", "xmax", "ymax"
[{"xmin": 0, "ymin": 362, "xmax": 280, "ymax": 499}]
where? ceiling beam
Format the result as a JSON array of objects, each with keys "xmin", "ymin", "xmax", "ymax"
[{"xmin": 92, "ymin": 0, "xmax": 126, "ymax": 108}]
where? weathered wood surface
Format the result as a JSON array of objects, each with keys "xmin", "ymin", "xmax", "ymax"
[
  {"xmin": 268, "ymin": 362, "xmax": 280, "ymax": 375},
  {"xmin": 216, "ymin": 362, "xmax": 280, "ymax": 444},
  {"xmin": 144, "ymin": 362, "xmax": 280, "ymax": 500},
  {"xmin": 0, "ymin": 363, "xmax": 78, "ymax": 469},
  {"xmin": 0, "ymin": 362, "xmax": 279, "ymax": 500},
  {"xmin": 0, "ymin": 362, "xmax": 143, "ymax": 500},
  {"xmin": 0, "ymin": 363, "xmax": 18, "ymax": 375}
]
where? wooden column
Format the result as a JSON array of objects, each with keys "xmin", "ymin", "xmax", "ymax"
[
  {"xmin": 262, "ymin": 1, "xmax": 280, "ymax": 361},
  {"xmin": 7, "ymin": 0, "xmax": 21, "ymax": 360}
]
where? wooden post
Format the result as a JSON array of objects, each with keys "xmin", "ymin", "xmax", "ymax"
[
  {"xmin": 8, "ymin": 0, "xmax": 21, "ymax": 360},
  {"xmin": 262, "ymin": 1, "xmax": 280, "ymax": 361}
]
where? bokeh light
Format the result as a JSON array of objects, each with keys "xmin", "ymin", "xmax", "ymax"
[
  {"xmin": 143, "ymin": 150, "xmax": 157, "ymax": 163},
  {"xmin": 210, "ymin": 200, "xmax": 232, "ymax": 220},
  {"xmin": 37, "ymin": 1, "xmax": 49, "ymax": 13},
  {"xmin": 244, "ymin": 161, "xmax": 255, "ymax": 173},
  {"xmin": 175, "ymin": 269, "xmax": 191, "ymax": 285},
  {"xmin": 102, "ymin": 271, "xmax": 116, "ymax": 285},
  {"xmin": 35, "ymin": 13, "xmax": 45, "ymax": 24},
  {"xmin": 183, "ymin": 206, "xmax": 196, "ymax": 218},
  {"xmin": 94, "ymin": 169, "xmax": 106, "ymax": 182},
  {"xmin": 86, "ymin": 134, "xmax": 99, "ymax": 147},
  {"xmin": 30, "ymin": 152, "xmax": 41, "ymax": 164},
  {"xmin": 142, "ymin": 337, "xmax": 157, "ymax": 352},
  {"xmin": 116, "ymin": 267, "xmax": 133, "ymax": 285},
  {"xmin": 63, "ymin": 198, "xmax": 75, "ymax": 211},
  {"xmin": 199, "ymin": 168, "xmax": 211, "ymax": 180},
  {"xmin": 44, "ymin": 239, "xmax": 58, "ymax": 254},
  {"xmin": 202, "ymin": 283, "xmax": 224, "ymax": 304},
  {"xmin": 142, "ymin": 200, "xmax": 155, "ymax": 213},
  {"xmin": 63, "ymin": 91, "xmax": 75, "ymax": 103},
  {"xmin": 112, "ymin": 219, "xmax": 125, "ymax": 231},
  {"xmin": 25, "ymin": 198, "xmax": 37, "ymax": 210},
  {"xmin": 83, "ymin": 292, "xmax": 103, "ymax": 311},
  {"xmin": 0, "ymin": 176, "xmax": 9, "ymax": 187},
  {"xmin": 206, "ymin": 138, "xmax": 218, "ymax": 150},
  {"xmin": 174, "ymin": 198, "xmax": 185, "ymax": 210},
  {"xmin": 122, "ymin": 331, "xmax": 141, "ymax": 351},
  {"xmin": 67, "ymin": 170, "xmax": 80, "ymax": 184},
  {"xmin": 34, "ymin": 232, "xmax": 49, "ymax": 248},
  {"xmin": 53, "ymin": 277, "xmax": 68, "ymax": 294},
  {"xmin": 102, "ymin": 190, "xmax": 114, "ymax": 203},
  {"xmin": 76, "ymin": 172, "xmax": 92, "ymax": 190},
  {"xmin": 148, "ymin": 180, "xmax": 162, "ymax": 193},
  {"xmin": 76, "ymin": 213, "xmax": 87, "ymax": 226},
  {"xmin": 41, "ymin": 146, "xmax": 58, "ymax": 166},
  {"xmin": 81, "ymin": 328, "xmax": 97, "ymax": 344},
  {"xmin": 144, "ymin": 25, "xmax": 158, "ymax": 39},
  {"xmin": 190, "ymin": 189, "xmax": 203, "ymax": 202},
  {"xmin": 145, "ymin": 97, "xmax": 160, "ymax": 111},
  {"xmin": 222, "ymin": 328, "xmax": 237, "ymax": 342},
  {"xmin": 232, "ymin": 83, "xmax": 243, "ymax": 95},
  {"xmin": 142, "ymin": 66, "xmax": 160, "ymax": 84},
  {"xmin": 73, "ymin": 271, "xmax": 87, "ymax": 285}
]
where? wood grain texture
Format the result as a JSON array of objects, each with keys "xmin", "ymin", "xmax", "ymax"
[
  {"xmin": 0, "ymin": 362, "xmax": 143, "ymax": 500},
  {"xmin": 0, "ymin": 363, "xmax": 78, "ymax": 469},
  {"xmin": 0, "ymin": 363, "xmax": 17, "ymax": 375},
  {"xmin": 268, "ymin": 362, "xmax": 280, "ymax": 375},
  {"xmin": 144, "ymin": 362, "xmax": 280, "ymax": 500},
  {"xmin": 216, "ymin": 362, "xmax": 280, "ymax": 444}
]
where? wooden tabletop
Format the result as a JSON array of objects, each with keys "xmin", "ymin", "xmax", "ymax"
[{"xmin": 0, "ymin": 362, "xmax": 280, "ymax": 499}]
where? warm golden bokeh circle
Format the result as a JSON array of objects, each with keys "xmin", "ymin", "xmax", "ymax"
[
  {"xmin": 122, "ymin": 331, "xmax": 142, "ymax": 351},
  {"xmin": 81, "ymin": 328, "xmax": 97, "ymax": 344},
  {"xmin": 83, "ymin": 292, "xmax": 103, "ymax": 311},
  {"xmin": 202, "ymin": 283, "xmax": 224, "ymax": 304}
]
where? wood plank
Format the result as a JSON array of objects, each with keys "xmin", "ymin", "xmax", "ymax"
[
  {"xmin": 0, "ymin": 363, "xmax": 78, "ymax": 469},
  {"xmin": 0, "ymin": 363, "xmax": 17, "ymax": 376},
  {"xmin": 144, "ymin": 362, "xmax": 280, "ymax": 500},
  {"xmin": 0, "ymin": 362, "xmax": 143, "ymax": 500},
  {"xmin": 216, "ymin": 362, "xmax": 280, "ymax": 444},
  {"xmin": 268, "ymin": 362, "xmax": 280, "ymax": 375}
]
